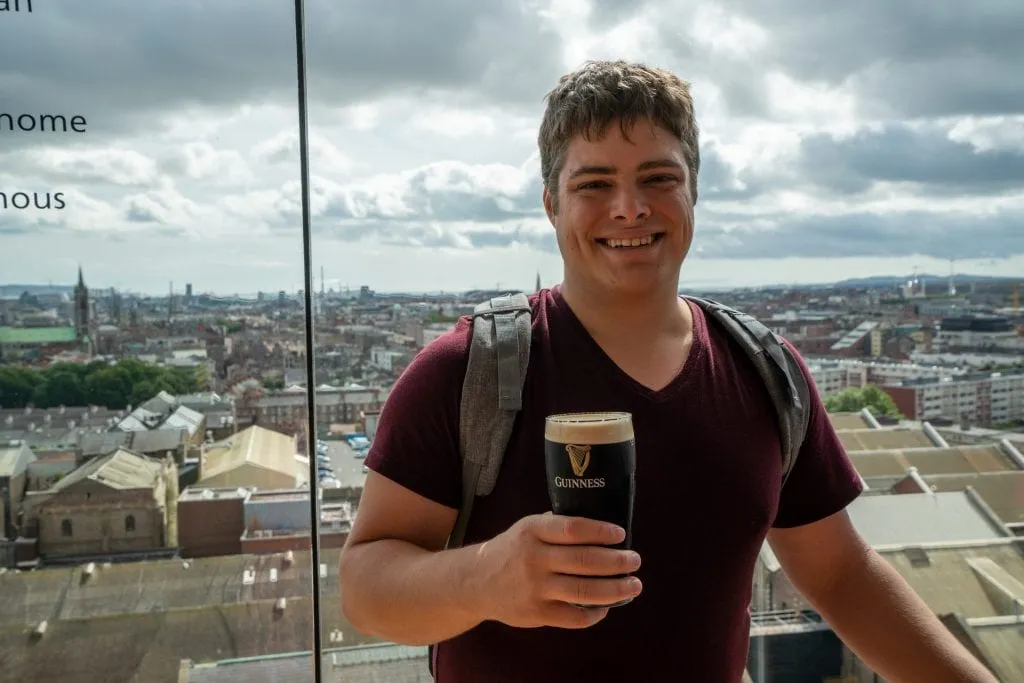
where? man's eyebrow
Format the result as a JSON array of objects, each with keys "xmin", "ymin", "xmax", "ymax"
[{"xmin": 566, "ymin": 159, "xmax": 685, "ymax": 181}]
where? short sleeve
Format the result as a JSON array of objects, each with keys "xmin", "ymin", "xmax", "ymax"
[
  {"xmin": 772, "ymin": 339, "xmax": 865, "ymax": 528},
  {"xmin": 363, "ymin": 318, "xmax": 472, "ymax": 510}
]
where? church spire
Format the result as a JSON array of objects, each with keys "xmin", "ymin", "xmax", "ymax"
[{"xmin": 535, "ymin": 271, "xmax": 542, "ymax": 293}]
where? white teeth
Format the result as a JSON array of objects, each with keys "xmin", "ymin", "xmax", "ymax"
[{"xmin": 606, "ymin": 235, "xmax": 656, "ymax": 248}]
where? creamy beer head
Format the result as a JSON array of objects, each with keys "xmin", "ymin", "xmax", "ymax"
[{"xmin": 544, "ymin": 412, "xmax": 633, "ymax": 445}]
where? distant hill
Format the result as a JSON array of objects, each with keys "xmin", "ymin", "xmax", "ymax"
[
  {"xmin": 0, "ymin": 284, "xmax": 74, "ymax": 297},
  {"xmin": 831, "ymin": 274, "xmax": 1020, "ymax": 289}
]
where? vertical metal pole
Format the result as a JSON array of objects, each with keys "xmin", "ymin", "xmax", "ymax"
[{"xmin": 291, "ymin": 0, "xmax": 324, "ymax": 679}]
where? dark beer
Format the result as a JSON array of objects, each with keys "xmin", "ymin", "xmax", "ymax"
[{"xmin": 544, "ymin": 412, "xmax": 637, "ymax": 606}]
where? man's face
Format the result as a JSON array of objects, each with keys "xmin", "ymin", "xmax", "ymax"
[{"xmin": 544, "ymin": 119, "xmax": 695, "ymax": 299}]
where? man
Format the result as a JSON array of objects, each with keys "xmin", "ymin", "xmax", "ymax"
[{"xmin": 339, "ymin": 60, "xmax": 997, "ymax": 682}]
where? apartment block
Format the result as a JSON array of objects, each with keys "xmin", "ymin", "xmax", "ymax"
[
  {"xmin": 884, "ymin": 368, "xmax": 1024, "ymax": 427},
  {"xmin": 255, "ymin": 384, "xmax": 382, "ymax": 435},
  {"xmin": 807, "ymin": 358, "xmax": 968, "ymax": 398}
]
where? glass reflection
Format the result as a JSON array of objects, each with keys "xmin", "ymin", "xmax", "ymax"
[{"xmin": 0, "ymin": 1, "xmax": 321, "ymax": 681}]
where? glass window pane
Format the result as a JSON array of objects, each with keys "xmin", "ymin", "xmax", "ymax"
[
  {"xmin": 0, "ymin": 2, "xmax": 321, "ymax": 681},
  {"xmin": 302, "ymin": 2, "xmax": 1023, "ymax": 683}
]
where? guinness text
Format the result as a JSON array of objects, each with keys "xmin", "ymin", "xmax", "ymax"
[{"xmin": 553, "ymin": 476, "xmax": 606, "ymax": 489}]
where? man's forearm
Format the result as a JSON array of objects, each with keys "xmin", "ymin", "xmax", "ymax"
[
  {"xmin": 339, "ymin": 539, "xmax": 486, "ymax": 646},
  {"xmin": 811, "ymin": 549, "xmax": 998, "ymax": 682}
]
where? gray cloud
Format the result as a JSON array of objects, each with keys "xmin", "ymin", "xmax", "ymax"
[
  {"xmin": 695, "ymin": 207, "xmax": 1024, "ymax": 261},
  {"xmin": 0, "ymin": 0, "xmax": 561, "ymax": 145},
  {"xmin": 712, "ymin": 0, "xmax": 1024, "ymax": 118},
  {"xmin": 798, "ymin": 124, "xmax": 1024, "ymax": 195}
]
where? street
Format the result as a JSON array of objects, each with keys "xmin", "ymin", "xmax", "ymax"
[{"xmin": 324, "ymin": 439, "xmax": 368, "ymax": 489}]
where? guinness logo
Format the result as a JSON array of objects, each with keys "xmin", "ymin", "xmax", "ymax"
[{"xmin": 566, "ymin": 444, "xmax": 591, "ymax": 477}]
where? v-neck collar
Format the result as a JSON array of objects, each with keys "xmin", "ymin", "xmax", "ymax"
[{"xmin": 549, "ymin": 285, "xmax": 707, "ymax": 403}]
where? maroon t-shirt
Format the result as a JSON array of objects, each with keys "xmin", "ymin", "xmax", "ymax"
[{"xmin": 366, "ymin": 286, "xmax": 863, "ymax": 682}]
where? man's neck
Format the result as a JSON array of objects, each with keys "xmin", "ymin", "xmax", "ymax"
[{"xmin": 558, "ymin": 277, "xmax": 690, "ymax": 344}]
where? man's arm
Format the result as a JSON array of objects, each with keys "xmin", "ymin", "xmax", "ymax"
[
  {"xmin": 338, "ymin": 472, "xmax": 484, "ymax": 645},
  {"xmin": 768, "ymin": 510, "xmax": 999, "ymax": 683}
]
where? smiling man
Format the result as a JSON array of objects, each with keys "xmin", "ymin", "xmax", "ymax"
[{"xmin": 338, "ymin": 60, "xmax": 998, "ymax": 682}]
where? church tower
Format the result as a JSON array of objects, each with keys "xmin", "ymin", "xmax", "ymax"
[{"xmin": 73, "ymin": 265, "xmax": 90, "ymax": 340}]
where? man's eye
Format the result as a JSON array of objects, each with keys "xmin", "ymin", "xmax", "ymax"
[{"xmin": 578, "ymin": 181, "xmax": 608, "ymax": 190}]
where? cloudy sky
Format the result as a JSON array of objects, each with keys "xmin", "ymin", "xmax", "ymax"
[{"xmin": 1, "ymin": 0, "xmax": 1023, "ymax": 296}]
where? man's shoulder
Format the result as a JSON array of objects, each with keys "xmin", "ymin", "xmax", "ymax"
[
  {"xmin": 405, "ymin": 289, "xmax": 550, "ymax": 383},
  {"xmin": 409, "ymin": 316, "xmax": 474, "ymax": 382}
]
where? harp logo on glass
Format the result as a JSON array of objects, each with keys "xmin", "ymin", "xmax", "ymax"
[{"xmin": 553, "ymin": 444, "xmax": 606, "ymax": 489}]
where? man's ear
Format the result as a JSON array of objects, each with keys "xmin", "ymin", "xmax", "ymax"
[{"xmin": 542, "ymin": 184, "xmax": 556, "ymax": 226}]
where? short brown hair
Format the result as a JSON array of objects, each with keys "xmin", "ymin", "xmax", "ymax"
[{"xmin": 538, "ymin": 60, "xmax": 700, "ymax": 210}]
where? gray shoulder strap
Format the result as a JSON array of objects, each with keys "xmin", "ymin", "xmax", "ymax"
[
  {"xmin": 685, "ymin": 296, "xmax": 811, "ymax": 487},
  {"xmin": 447, "ymin": 293, "xmax": 532, "ymax": 549}
]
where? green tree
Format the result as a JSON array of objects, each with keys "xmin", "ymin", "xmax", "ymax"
[
  {"xmin": 0, "ymin": 359, "xmax": 206, "ymax": 409},
  {"xmin": 32, "ymin": 370, "xmax": 85, "ymax": 407},
  {"xmin": 83, "ymin": 367, "xmax": 133, "ymax": 408},
  {"xmin": 0, "ymin": 367, "xmax": 44, "ymax": 408},
  {"xmin": 825, "ymin": 384, "xmax": 903, "ymax": 418}
]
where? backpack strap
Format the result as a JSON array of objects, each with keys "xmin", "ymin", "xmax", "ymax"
[
  {"xmin": 685, "ymin": 296, "xmax": 811, "ymax": 487},
  {"xmin": 431, "ymin": 292, "xmax": 531, "ymax": 679},
  {"xmin": 447, "ymin": 292, "xmax": 532, "ymax": 549}
]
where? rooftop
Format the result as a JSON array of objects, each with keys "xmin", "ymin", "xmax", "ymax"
[
  {"xmin": 179, "ymin": 487, "xmax": 252, "ymax": 502},
  {"xmin": 953, "ymin": 618, "xmax": 1024, "ymax": 683},
  {"xmin": 879, "ymin": 542, "xmax": 1024, "ymax": 620},
  {"xmin": 0, "ymin": 440, "xmax": 36, "ymax": 477},
  {"xmin": 0, "ymin": 326, "xmax": 78, "ymax": 345},
  {"xmin": 848, "ymin": 491, "xmax": 1010, "ymax": 547},
  {"xmin": 0, "ymin": 549, "xmax": 371, "ymax": 683},
  {"xmin": 828, "ymin": 410, "xmax": 877, "ymax": 431},
  {"xmin": 914, "ymin": 472, "xmax": 1024, "ymax": 527},
  {"xmin": 839, "ymin": 427, "xmax": 937, "ymax": 452},
  {"xmin": 201, "ymin": 425, "xmax": 297, "ymax": 483},
  {"xmin": 850, "ymin": 445, "xmax": 1018, "ymax": 482},
  {"xmin": 183, "ymin": 643, "xmax": 431, "ymax": 683},
  {"xmin": 47, "ymin": 448, "xmax": 165, "ymax": 494}
]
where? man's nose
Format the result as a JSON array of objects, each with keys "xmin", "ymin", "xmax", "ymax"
[{"xmin": 610, "ymin": 186, "xmax": 651, "ymax": 223}]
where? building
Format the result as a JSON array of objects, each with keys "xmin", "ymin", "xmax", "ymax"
[
  {"xmin": 73, "ymin": 265, "xmax": 91, "ymax": 348},
  {"xmin": 0, "ymin": 326, "xmax": 79, "ymax": 362},
  {"xmin": 828, "ymin": 321, "xmax": 878, "ymax": 357},
  {"xmin": 937, "ymin": 315, "xmax": 1022, "ymax": 352},
  {"xmin": 177, "ymin": 487, "xmax": 251, "ymax": 558},
  {"xmin": 21, "ymin": 448, "xmax": 178, "ymax": 560},
  {"xmin": 241, "ymin": 489, "xmax": 352, "ymax": 554},
  {"xmin": 114, "ymin": 390, "xmax": 207, "ymax": 448},
  {"xmin": 0, "ymin": 440, "xmax": 36, "ymax": 538},
  {"xmin": 255, "ymin": 384, "xmax": 382, "ymax": 436},
  {"xmin": 883, "ymin": 368, "xmax": 1024, "ymax": 427},
  {"xmin": 807, "ymin": 358, "xmax": 966, "ymax": 398},
  {"xmin": 198, "ymin": 425, "xmax": 299, "ymax": 490},
  {"xmin": 177, "ymin": 486, "xmax": 356, "ymax": 558}
]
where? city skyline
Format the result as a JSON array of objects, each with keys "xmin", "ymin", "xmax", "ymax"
[
  {"xmin": 2, "ymin": 1, "xmax": 1022, "ymax": 294},
  {"xmin": 2, "ymin": 262, "xmax": 1022, "ymax": 301}
]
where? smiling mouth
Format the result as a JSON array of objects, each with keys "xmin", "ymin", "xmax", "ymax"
[{"xmin": 597, "ymin": 233, "xmax": 665, "ymax": 249}]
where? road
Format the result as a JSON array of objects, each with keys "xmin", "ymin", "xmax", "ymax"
[{"xmin": 324, "ymin": 439, "xmax": 368, "ymax": 489}]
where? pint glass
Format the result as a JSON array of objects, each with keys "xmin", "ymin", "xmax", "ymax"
[{"xmin": 544, "ymin": 412, "xmax": 636, "ymax": 551}]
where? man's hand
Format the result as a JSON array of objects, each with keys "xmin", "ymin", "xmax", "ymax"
[{"xmin": 472, "ymin": 513, "xmax": 643, "ymax": 630}]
